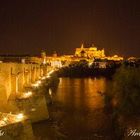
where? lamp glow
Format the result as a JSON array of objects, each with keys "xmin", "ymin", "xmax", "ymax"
[
  {"xmin": 41, "ymin": 76, "xmax": 46, "ymax": 80},
  {"xmin": 47, "ymin": 75, "xmax": 51, "ymax": 78},
  {"xmin": 37, "ymin": 80, "xmax": 41, "ymax": 84},
  {"xmin": 3, "ymin": 117, "xmax": 7, "ymax": 122},
  {"xmin": 23, "ymin": 91, "xmax": 32, "ymax": 98},
  {"xmin": 16, "ymin": 113, "xmax": 24, "ymax": 120},
  {"xmin": 49, "ymin": 89, "xmax": 52, "ymax": 96},
  {"xmin": 47, "ymin": 70, "xmax": 54, "ymax": 75}
]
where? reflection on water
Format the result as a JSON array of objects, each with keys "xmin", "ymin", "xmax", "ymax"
[
  {"xmin": 33, "ymin": 77, "xmax": 115, "ymax": 140},
  {"xmin": 54, "ymin": 78, "xmax": 106, "ymax": 110}
]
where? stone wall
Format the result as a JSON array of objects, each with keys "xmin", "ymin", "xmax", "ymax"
[
  {"xmin": 15, "ymin": 95, "xmax": 49, "ymax": 123},
  {"xmin": 0, "ymin": 63, "xmax": 41, "ymax": 100},
  {"xmin": 0, "ymin": 63, "xmax": 49, "ymax": 121}
]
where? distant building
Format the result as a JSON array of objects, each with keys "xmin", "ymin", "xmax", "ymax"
[
  {"xmin": 75, "ymin": 44, "xmax": 105, "ymax": 58},
  {"xmin": 29, "ymin": 43, "xmax": 123, "ymax": 67},
  {"xmin": 41, "ymin": 50, "xmax": 47, "ymax": 64},
  {"xmin": 106, "ymin": 55, "xmax": 123, "ymax": 61},
  {"xmin": 127, "ymin": 57, "xmax": 137, "ymax": 62}
]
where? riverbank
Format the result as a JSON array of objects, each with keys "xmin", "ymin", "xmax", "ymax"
[
  {"xmin": 104, "ymin": 66, "xmax": 140, "ymax": 139},
  {"xmin": 56, "ymin": 61, "xmax": 121, "ymax": 78}
]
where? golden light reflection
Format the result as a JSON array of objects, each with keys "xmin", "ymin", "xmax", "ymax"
[
  {"xmin": 86, "ymin": 78, "xmax": 106, "ymax": 109},
  {"xmin": 55, "ymin": 78, "xmax": 106, "ymax": 110},
  {"xmin": 0, "ymin": 113, "xmax": 25, "ymax": 127}
]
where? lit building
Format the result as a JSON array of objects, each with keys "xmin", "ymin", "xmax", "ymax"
[
  {"xmin": 75, "ymin": 44, "xmax": 105, "ymax": 58},
  {"xmin": 41, "ymin": 50, "xmax": 47, "ymax": 64},
  {"xmin": 28, "ymin": 43, "xmax": 123, "ymax": 67},
  {"xmin": 106, "ymin": 55, "xmax": 123, "ymax": 61}
]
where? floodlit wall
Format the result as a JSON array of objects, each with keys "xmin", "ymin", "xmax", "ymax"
[
  {"xmin": 0, "ymin": 63, "xmax": 44, "ymax": 101},
  {"xmin": 0, "ymin": 63, "xmax": 49, "ymax": 121}
]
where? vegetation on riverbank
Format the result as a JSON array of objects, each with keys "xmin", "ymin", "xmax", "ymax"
[
  {"xmin": 57, "ymin": 60, "xmax": 121, "ymax": 78},
  {"xmin": 104, "ymin": 65, "xmax": 140, "ymax": 139},
  {"xmin": 105, "ymin": 66, "xmax": 140, "ymax": 116}
]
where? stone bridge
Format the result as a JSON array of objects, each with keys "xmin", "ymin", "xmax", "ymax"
[
  {"xmin": 0, "ymin": 63, "xmax": 53, "ymax": 121},
  {"xmin": 0, "ymin": 62, "xmax": 59, "ymax": 139}
]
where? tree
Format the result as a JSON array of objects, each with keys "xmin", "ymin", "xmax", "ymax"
[{"xmin": 105, "ymin": 66, "xmax": 140, "ymax": 116}]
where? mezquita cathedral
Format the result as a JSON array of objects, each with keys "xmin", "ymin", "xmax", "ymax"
[
  {"xmin": 27, "ymin": 43, "xmax": 123, "ymax": 66},
  {"xmin": 75, "ymin": 44, "xmax": 105, "ymax": 58},
  {"xmin": 74, "ymin": 43, "xmax": 123, "ymax": 61}
]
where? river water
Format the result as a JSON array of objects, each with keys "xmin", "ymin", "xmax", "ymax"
[{"xmin": 33, "ymin": 77, "xmax": 116, "ymax": 140}]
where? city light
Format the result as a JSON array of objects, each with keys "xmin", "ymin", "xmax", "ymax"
[
  {"xmin": 32, "ymin": 83, "xmax": 39, "ymax": 87},
  {"xmin": 49, "ymin": 89, "xmax": 52, "ymax": 96},
  {"xmin": 32, "ymin": 80, "xmax": 42, "ymax": 87},
  {"xmin": 16, "ymin": 113, "xmax": 24, "ymax": 120},
  {"xmin": 47, "ymin": 70, "xmax": 54, "ymax": 75},
  {"xmin": 0, "ymin": 113, "xmax": 25, "ymax": 127},
  {"xmin": 41, "ymin": 76, "xmax": 46, "ymax": 80},
  {"xmin": 37, "ymin": 80, "xmax": 41, "ymax": 84},
  {"xmin": 31, "ymin": 108, "xmax": 36, "ymax": 112},
  {"xmin": 22, "ymin": 91, "xmax": 32, "ymax": 98},
  {"xmin": 46, "ymin": 70, "xmax": 55, "ymax": 79},
  {"xmin": 88, "ymin": 62, "xmax": 93, "ymax": 67},
  {"xmin": 47, "ymin": 75, "xmax": 51, "ymax": 78},
  {"xmin": 3, "ymin": 117, "xmax": 7, "ymax": 122}
]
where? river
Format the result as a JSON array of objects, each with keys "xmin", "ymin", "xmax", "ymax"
[{"xmin": 33, "ymin": 77, "xmax": 116, "ymax": 140}]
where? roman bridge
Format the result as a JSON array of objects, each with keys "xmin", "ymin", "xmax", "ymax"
[
  {"xmin": 0, "ymin": 63, "xmax": 50, "ymax": 101},
  {"xmin": 0, "ymin": 62, "xmax": 55, "ymax": 124}
]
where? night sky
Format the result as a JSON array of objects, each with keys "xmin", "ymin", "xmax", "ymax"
[{"xmin": 0, "ymin": 0, "xmax": 139, "ymax": 57}]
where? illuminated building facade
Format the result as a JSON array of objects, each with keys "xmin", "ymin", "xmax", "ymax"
[
  {"xmin": 26, "ymin": 43, "xmax": 123, "ymax": 67},
  {"xmin": 75, "ymin": 44, "xmax": 105, "ymax": 58},
  {"xmin": 106, "ymin": 55, "xmax": 123, "ymax": 61},
  {"xmin": 75, "ymin": 44, "xmax": 123, "ymax": 61},
  {"xmin": 41, "ymin": 50, "xmax": 47, "ymax": 64}
]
